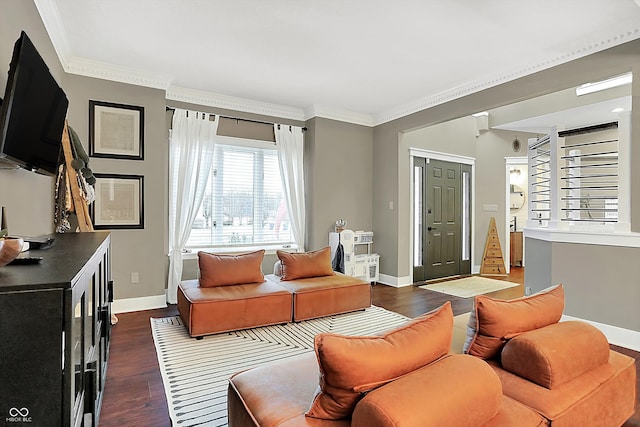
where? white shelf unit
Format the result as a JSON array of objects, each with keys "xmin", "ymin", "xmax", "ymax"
[{"xmin": 329, "ymin": 229, "xmax": 379, "ymax": 283}]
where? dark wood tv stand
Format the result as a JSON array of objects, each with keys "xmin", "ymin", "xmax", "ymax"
[{"xmin": 0, "ymin": 232, "xmax": 112, "ymax": 426}]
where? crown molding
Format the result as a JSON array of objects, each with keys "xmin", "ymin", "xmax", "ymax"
[
  {"xmin": 34, "ymin": 1, "xmax": 172, "ymax": 90},
  {"xmin": 35, "ymin": 1, "xmax": 640, "ymax": 128},
  {"xmin": 66, "ymin": 57, "xmax": 173, "ymax": 90},
  {"xmin": 373, "ymin": 26, "xmax": 640, "ymax": 126},
  {"xmin": 166, "ymin": 86, "xmax": 306, "ymax": 122},
  {"xmin": 305, "ymin": 105, "xmax": 374, "ymax": 127},
  {"xmin": 33, "ymin": 0, "xmax": 72, "ymax": 69}
]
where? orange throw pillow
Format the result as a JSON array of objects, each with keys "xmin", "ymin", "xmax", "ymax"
[
  {"xmin": 198, "ymin": 250, "xmax": 265, "ymax": 287},
  {"xmin": 277, "ymin": 247, "xmax": 334, "ymax": 280},
  {"xmin": 306, "ymin": 302, "xmax": 453, "ymax": 420},
  {"xmin": 464, "ymin": 284, "xmax": 564, "ymax": 359}
]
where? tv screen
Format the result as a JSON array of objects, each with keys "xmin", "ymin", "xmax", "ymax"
[{"xmin": 0, "ymin": 31, "xmax": 68, "ymax": 176}]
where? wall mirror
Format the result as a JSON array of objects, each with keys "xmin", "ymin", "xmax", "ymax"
[{"xmin": 510, "ymin": 184, "xmax": 525, "ymax": 212}]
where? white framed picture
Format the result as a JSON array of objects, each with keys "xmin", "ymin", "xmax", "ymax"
[
  {"xmin": 89, "ymin": 100, "xmax": 144, "ymax": 160},
  {"xmin": 91, "ymin": 174, "xmax": 144, "ymax": 229}
]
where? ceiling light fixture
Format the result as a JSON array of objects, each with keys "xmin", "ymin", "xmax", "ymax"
[
  {"xmin": 471, "ymin": 111, "xmax": 489, "ymax": 117},
  {"xmin": 576, "ymin": 73, "xmax": 632, "ymax": 96},
  {"xmin": 611, "ymin": 107, "xmax": 624, "ymax": 113}
]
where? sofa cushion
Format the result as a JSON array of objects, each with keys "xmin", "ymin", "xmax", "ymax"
[
  {"xmin": 501, "ymin": 321, "xmax": 610, "ymax": 389},
  {"xmin": 489, "ymin": 351, "xmax": 636, "ymax": 425},
  {"xmin": 464, "ymin": 284, "xmax": 564, "ymax": 359},
  {"xmin": 306, "ymin": 301, "xmax": 453, "ymax": 420},
  {"xmin": 228, "ymin": 353, "xmax": 353, "ymax": 427},
  {"xmin": 198, "ymin": 250, "xmax": 265, "ymax": 287},
  {"xmin": 277, "ymin": 247, "xmax": 334, "ymax": 280},
  {"xmin": 351, "ymin": 354, "xmax": 502, "ymax": 427},
  {"xmin": 268, "ymin": 273, "xmax": 371, "ymax": 322}
]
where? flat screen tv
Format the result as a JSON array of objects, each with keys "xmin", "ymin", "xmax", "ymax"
[{"xmin": 0, "ymin": 31, "xmax": 68, "ymax": 176}]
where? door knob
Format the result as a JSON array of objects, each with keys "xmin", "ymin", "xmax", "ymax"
[{"xmin": 427, "ymin": 226, "xmax": 437, "ymax": 231}]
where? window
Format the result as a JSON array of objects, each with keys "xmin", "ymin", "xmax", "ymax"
[{"xmin": 185, "ymin": 136, "xmax": 294, "ymax": 250}]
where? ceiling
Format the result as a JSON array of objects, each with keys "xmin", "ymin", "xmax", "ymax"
[
  {"xmin": 34, "ymin": 0, "xmax": 640, "ymax": 126},
  {"xmin": 495, "ymin": 96, "xmax": 632, "ymax": 134}
]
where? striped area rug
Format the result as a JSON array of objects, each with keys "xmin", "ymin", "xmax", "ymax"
[{"xmin": 151, "ymin": 306, "xmax": 410, "ymax": 426}]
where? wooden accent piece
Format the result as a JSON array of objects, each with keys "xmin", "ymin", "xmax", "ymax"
[
  {"xmin": 480, "ymin": 217, "xmax": 507, "ymax": 276},
  {"xmin": 61, "ymin": 120, "xmax": 94, "ymax": 232},
  {"xmin": 510, "ymin": 231, "xmax": 523, "ymax": 267}
]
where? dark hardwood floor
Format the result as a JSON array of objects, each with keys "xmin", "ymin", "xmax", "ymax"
[{"xmin": 100, "ymin": 267, "xmax": 639, "ymax": 426}]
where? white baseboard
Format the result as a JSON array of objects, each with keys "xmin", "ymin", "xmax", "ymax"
[
  {"xmin": 561, "ymin": 314, "xmax": 640, "ymax": 352},
  {"xmin": 112, "ymin": 295, "xmax": 167, "ymax": 314},
  {"xmin": 378, "ymin": 273, "xmax": 413, "ymax": 287}
]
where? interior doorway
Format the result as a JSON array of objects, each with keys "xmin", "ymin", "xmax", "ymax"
[
  {"xmin": 505, "ymin": 157, "xmax": 528, "ymax": 272},
  {"xmin": 413, "ymin": 157, "xmax": 472, "ymax": 281}
]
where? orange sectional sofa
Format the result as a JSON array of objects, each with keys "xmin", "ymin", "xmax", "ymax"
[
  {"xmin": 177, "ymin": 248, "xmax": 371, "ymax": 338},
  {"xmin": 227, "ymin": 285, "xmax": 636, "ymax": 426},
  {"xmin": 464, "ymin": 285, "xmax": 636, "ymax": 427},
  {"xmin": 228, "ymin": 302, "xmax": 548, "ymax": 426}
]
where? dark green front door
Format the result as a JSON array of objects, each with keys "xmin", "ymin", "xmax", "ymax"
[{"xmin": 413, "ymin": 158, "xmax": 471, "ymax": 281}]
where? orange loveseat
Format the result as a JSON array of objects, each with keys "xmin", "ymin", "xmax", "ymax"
[
  {"xmin": 177, "ymin": 248, "xmax": 371, "ymax": 338},
  {"xmin": 227, "ymin": 302, "xmax": 548, "ymax": 426}
]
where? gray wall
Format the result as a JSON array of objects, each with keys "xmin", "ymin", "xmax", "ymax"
[
  {"xmin": 62, "ymin": 75, "xmax": 168, "ymax": 300},
  {"xmin": 525, "ymin": 238, "xmax": 640, "ymax": 331},
  {"xmin": 524, "ymin": 237, "xmax": 553, "ymax": 292},
  {"xmin": 304, "ymin": 117, "xmax": 373, "ymax": 251}
]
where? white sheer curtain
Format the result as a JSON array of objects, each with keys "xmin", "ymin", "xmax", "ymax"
[
  {"xmin": 274, "ymin": 124, "xmax": 305, "ymax": 251},
  {"xmin": 168, "ymin": 109, "xmax": 219, "ymax": 303}
]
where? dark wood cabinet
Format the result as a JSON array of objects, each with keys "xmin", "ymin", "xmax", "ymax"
[{"xmin": 0, "ymin": 232, "xmax": 112, "ymax": 426}]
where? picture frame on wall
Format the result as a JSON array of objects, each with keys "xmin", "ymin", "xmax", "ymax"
[
  {"xmin": 91, "ymin": 173, "xmax": 144, "ymax": 230},
  {"xmin": 89, "ymin": 100, "xmax": 144, "ymax": 160}
]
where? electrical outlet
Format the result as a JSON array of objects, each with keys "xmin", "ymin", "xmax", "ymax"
[
  {"xmin": 131, "ymin": 272, "xmax": 139, "ymax": 284},
  {"xmin": 525, "ymin": 286, "xmax": 532, "ymax": 296}
]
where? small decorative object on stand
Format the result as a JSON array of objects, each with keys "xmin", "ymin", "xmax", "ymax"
[{"xmin": 335, "ymin": 219, "xmax": 346, "ymax": 233}]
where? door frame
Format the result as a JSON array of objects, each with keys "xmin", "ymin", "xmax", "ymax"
[
  {"xmin": 409, "ymin": 148, "xmax": 476, "ymax": 284},
  {"xmin": 505, "ymin": 156, "xmax": 528, "ymax": 274}
]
